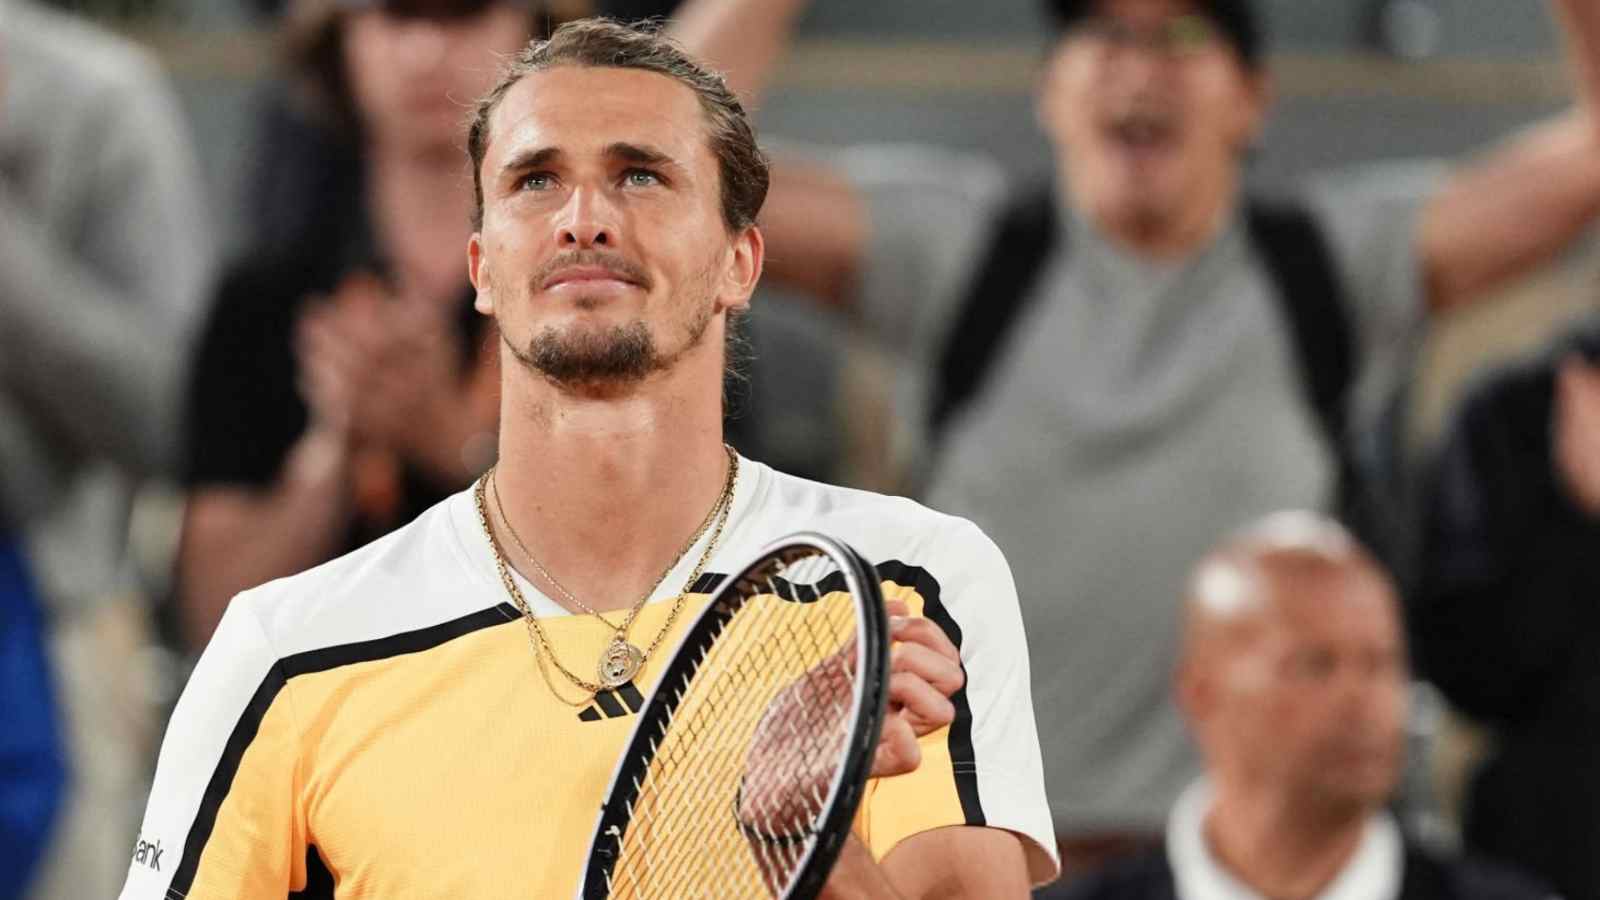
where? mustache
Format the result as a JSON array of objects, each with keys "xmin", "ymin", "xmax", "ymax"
[
  {"xmin": 533, "ymin": 249, "xmax": 652, "ymax": 292},
  {"xmin": 1107, "ymin": 100, "xmax": 1177, "ymax": 126}
]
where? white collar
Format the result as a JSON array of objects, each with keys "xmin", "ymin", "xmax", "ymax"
[
  {"xmin": 473, "ymin": 452, "xmax": 764, "ymax": 618},
  {"xmin": 1167, "ymin": 779, "xmax": 1403, "ymax": 900}
]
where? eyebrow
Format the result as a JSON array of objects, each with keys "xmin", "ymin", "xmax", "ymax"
[
  {"xmin": 605, "ymin": 142, "xmax": 674, "ymax": 167},
  {"xmin": 500, "ymin": 146, "xmax": 561, "ymax": 175},
  {"xmin": 500, "ymin": 142, "xmax": 680, "ymax": 175}
]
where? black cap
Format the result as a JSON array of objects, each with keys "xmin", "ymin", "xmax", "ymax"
[{"xmin": 1045, "ymin": 0, "xmax": 1263, "ymax": 69}]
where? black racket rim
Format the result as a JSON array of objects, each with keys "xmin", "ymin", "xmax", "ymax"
[{"xmin": 579, "ymin": 532, "xmax": 890, "ymax": 900}]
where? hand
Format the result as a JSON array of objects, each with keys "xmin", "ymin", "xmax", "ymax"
[
  {"xmin": 295, "ymin": 273, "xmax": 494, "ymax": 484},
  {"xmin": 1554, "ymin": 354, "xmax": 1600, "ymax": 516},
  {"xmin": 739, "ymin": 635, "xmax": 857, "ymax": 841},
  {"xmin": 870, "ymin": 599, "xmax": 963, "ymax": 778},
  {"xmin": 738, "ymin": 599, "xmax": 964, "ymax": 835}
]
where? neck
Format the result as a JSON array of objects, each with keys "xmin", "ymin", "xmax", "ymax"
[
  {"xmin": 366, "ymin": 140, "xmax": 474, "ymax": 301},
  {"xmin": 488, "ymin": 334, "xmax": 734, "ymax": 613},
  {"xmin": 1063, "ymin": 160, "xmax": 1238, "ymax": 260},
  {"xmin": 1203, "ymin": 783, "xmax": 1371, "ymax": 900}
]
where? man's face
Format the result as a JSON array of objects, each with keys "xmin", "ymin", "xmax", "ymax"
[
  {"xmin": 1203, "ymin": 565, "xmax": 1408, "ymax": 814},
  {"xmin": 1039, "ymin": 0, "xmax": 1267, "ymax": 234},
  {"xmin": 344, "ymin": 2, "xmax": 530, "ymax": 154},
  {"xmin": 468, "ymin": 66, "xmax": 760, "ymax": 392}
]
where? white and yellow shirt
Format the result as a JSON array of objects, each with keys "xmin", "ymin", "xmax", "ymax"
[{"xmin": 120, "ymin": 456, "xmax": 1058, "ymax": 898}]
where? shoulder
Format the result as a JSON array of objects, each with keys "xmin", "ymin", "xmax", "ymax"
[
  {"xmin": 829, "ymin": 142, "xmax": 1013, "ymax": 235},
  {"xmin": 842, "ymin": 143, "xmax": 1008, "ymax": 191},
  {"xmin": 1288, "ymin": 160, "xmax": 1449, "ymax": 271},
  {"xmin": 742, "ymin": 462, "xmax": 1015, "ymax": 613},
  {"xmin": 220, "ymin": 247, "xmax": 348, "ymax": 307},
  {"xmin": 1404, "ymin": 841, "xmax": 1557, "ymax": 900},
  {"xmin": 751, "ymin": 462, "xmax": 999, "ymax": 559},
  {"xmin": 1051, "ymin": 847, "xmax": 1175, "ymax": 900},
  {"xmin": 1299, "ymin": 160, "xmax": 1448, "ymax": 220},
  {"xmin": 5, "ymin": 3, "xmax": 172, "ymax": 117},
  {"xmin": 1475, "ymin": 312, "xmax": 1600, "ymax": 404},
  {"xmin": 188, "ymin": 257, "xmax": 315, "ymax": 390},
  {"xmin": 202, "ymin": 251, "xmax": 346, "ymax": 340},
  {"xmin": 1448, "ymin": 337, "xmax": 1566, "ymax": 447},
  {"xmin": 230, "ymin": 494, "xmax": 504, "ymax": 659}
]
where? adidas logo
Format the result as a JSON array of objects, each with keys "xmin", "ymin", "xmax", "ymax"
[{"xmin": 579, "ymin": 682, "xmax": 646, "ymax": 722}]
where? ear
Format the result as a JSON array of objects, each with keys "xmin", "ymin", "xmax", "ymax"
[
  {"xmin": 716, "ymin": 224, "xmax": 765, "ymax": 314},
  {"xmin": 1174, "ymin": 654, "xmax": 1214, "ymax": 727},
  {"xmin": 1233, "ymin": 68, "xmax": 1274, "ymax": 153},
  {"xmin": 1033, "ymin": 40, "xmax": 1075, "ymax": 145},
  {"xmin": 468, "ymin": 232, "xmax": 494, "ymax": 315}
]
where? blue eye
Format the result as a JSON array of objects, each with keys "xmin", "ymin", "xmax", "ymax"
[
  {"xmin": 625, "ymin": 169, "xmax": 662, "ymax": 187},
  {"xmin": 520, "ymin": 173, "xmax": 555, "ymax": 191}
]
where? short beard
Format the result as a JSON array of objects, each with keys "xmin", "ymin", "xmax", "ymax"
[
  {"xmin": 519, "ymin": 320, "xmax": 659, "ymax": 385},
  {"xmin": 507, "ymin": 299, "xmax": 715, "ymax": 393}
]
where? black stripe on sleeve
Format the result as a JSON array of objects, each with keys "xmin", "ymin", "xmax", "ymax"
[
  {"xmin": 875, "ymin": 560, "xmax": 987, "ymax": 828},
  {"xmin": 167, "ymin": 603, "xmax": 520, "ymax": 896},
  {"xmin": 688, "ymin": 571, "xmax": 726, "ymax": 593},
  {"xmin": 168, "ymin": 661, "xmax": 289, "ymax": 895}
]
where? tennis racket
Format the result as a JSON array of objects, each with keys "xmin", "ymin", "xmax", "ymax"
[{"xmin": 579, "ymin": 532, "xmax": 890, "ymax": 900}]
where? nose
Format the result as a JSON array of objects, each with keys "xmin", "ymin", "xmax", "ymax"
[
  {"xmin": 1109, "ymin": 45, "xmax": 1167, "ymax": 89},
  {"xmin": 554, "ymin": 188, "xmax": 617, "ymax": 249},
  {"xmin": 396, "ymin": 21, "xmax": 449, "ymax": 71}
]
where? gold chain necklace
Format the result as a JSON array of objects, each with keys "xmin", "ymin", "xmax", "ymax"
[
  {"xmin": 473, "ymin": 448, "xmax": 738, "ymax": 701},
  {"xmin": 486, "ymin": 450, "xmax": 732, "ymax": 685},
  {"xmin": 490, "ymin": 461, "xmax": 723, "ymax": 632}
]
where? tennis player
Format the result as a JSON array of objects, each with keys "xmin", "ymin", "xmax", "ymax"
[{"xmin": 119, "ymin": 19, "xmax": 1058, "ymax": 899}]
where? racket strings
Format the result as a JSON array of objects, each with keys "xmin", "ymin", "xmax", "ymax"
[
  {"xmin": 605, "ymin": 551, "xmax": 862, "ymax": 899},
  {"xmin": 629, "ymin": 607, "xmax": 832, "ymax": 892}
]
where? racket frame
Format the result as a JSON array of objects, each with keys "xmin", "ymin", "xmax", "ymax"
[{"xmin": 578, "ymin": 532, "xmax": 890, "ymax": 900}]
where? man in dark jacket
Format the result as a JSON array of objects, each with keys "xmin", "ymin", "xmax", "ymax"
[
  {"xmin": 1414, "ymin": 315, "xmax": 1600, "ymax": 900},
  {"xmin": 1055, "ymin": 512, "xmax": 1550, "ymax": 900}
]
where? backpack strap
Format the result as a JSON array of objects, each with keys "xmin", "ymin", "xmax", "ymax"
[
  {"xmin": 927, "ymin": 186, "xmax": 1060, "ymax": 436},
  {"xmin": 929, "ymin": 191, "xmax": 1356, "ymax": 448},
  {"xmin": 1242, "ymin": 198, "xmax": 1416, "ymax": 570},
  {"xmin": 1242, "ymin": 199, "xmax": 1355, "ymax": 452}
]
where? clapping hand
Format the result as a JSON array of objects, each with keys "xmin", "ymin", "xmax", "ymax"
[{"xmin": 295, "ymin": 272, "xmax": 495, "ymax": 486}]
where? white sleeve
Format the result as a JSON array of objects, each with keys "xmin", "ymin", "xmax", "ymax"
[
  {"xmin": 860, "ymin": 517, "xmax": 1060, "ymax": 886},
  {"xmin": 119, "ymin": 597, "xmax": 305, "ymax": 899},
  {"xmin": 937, "ymin": 518, "xmax": 1060, "ymax": 885}
]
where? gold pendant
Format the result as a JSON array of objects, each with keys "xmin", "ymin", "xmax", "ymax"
[{"xmin": 598, "ymin": 638, "xmax": 644, "ymax": 688}]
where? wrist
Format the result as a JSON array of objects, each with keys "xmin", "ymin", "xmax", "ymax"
[
  {"xmin": 818, "ymin": 837, "xmax": 900, "ymax": 900},
  {"xmin": 286, "ymin": 425, "xmax": 352, "ymax": 493}
]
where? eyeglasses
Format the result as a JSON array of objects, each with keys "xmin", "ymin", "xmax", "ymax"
[
  {"xmin": 336, "ymin": 0, "xmax": 514, "ymax": 22},
  {"xmin": 1073, "ymin": 13, "xmax": 1219, "ymax": 57}
]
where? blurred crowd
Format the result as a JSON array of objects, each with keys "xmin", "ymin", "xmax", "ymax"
[{"xmin": 2, "ymin": 0, "xmax": 1599, "ymax": 897}]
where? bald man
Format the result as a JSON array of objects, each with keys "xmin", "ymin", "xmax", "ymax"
[{"xmin": 1050, "ymin": 512, "xmax": 1550, "ymax": 900}]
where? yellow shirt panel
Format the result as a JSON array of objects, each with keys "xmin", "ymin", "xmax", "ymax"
[
  {"xmin": 187, "ymin": 691, "xmax": 307, "ymax": 899},
  {"xmin": 184, "ymin": 578, "xmax": 972, "ymax": 897},
  {"xmin": 287, "ymin": 601, "xmax": 704, "ymax": 899},
  {"xmin": 856, "ymin": 580, "xmax": 971, "ymax": 863}
]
